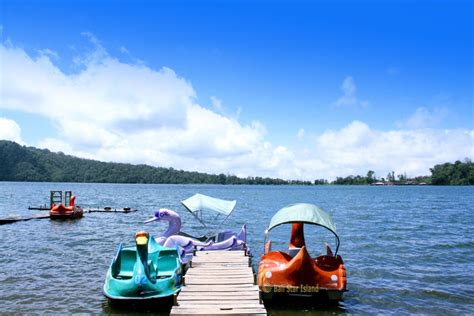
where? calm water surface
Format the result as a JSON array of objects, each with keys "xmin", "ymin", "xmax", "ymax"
[{"xmin": 0, "ymin": 183, "xmax": 473, "ymax": 315}]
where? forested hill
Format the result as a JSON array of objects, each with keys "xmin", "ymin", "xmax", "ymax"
[
  {"xmin": 0, "ymin": 140, "xmax": 303, "ymax": 184},
  {"xmin": 1, "ymin": 140, "xmax": 472, "ymax": 185}
]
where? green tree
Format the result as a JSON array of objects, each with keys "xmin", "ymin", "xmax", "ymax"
[{"xmin": 366, "ymin": 170, "xmax": 376, "ymax": 184}]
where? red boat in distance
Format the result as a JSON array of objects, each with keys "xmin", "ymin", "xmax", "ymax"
[{"xmin": 50, "ymin": 192, "xmax": 84, "ymax": 220}]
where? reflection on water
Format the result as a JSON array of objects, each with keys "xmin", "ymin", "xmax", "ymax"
[{"xmin": 0, "ymin": 183, "xmax": 473, "ymax": 314}]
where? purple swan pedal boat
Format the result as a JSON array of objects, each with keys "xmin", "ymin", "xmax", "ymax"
[{"xmin": 145, "ymin": 193, "xmax": 248, "ymax": 265}]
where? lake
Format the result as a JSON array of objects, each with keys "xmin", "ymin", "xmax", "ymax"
[{"xmin": 0, "ymin": 182, "xmax": 473, "ymax": 314}]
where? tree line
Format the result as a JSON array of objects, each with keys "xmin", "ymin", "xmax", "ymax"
[
  {"xmin": 0, "ymin": 141, "xmax": 472, "ymax": 185},
  {"xmin": 319, "ymin": 160, "xmax": 473, "ymax": 185},
  {"xmin": 0, "ymin": 140, "xmax": 311, "ymax": 185}
]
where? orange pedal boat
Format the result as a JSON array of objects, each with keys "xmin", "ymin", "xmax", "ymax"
[
  {"xmin": 50, "ymin": 195, "xmax": 84, "ymax": 220},
  {"xmin": 258, "ymin": 203, "xmax": 346, "ymax": 302}
]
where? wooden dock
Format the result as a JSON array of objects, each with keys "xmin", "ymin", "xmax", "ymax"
[{"xmin": 171, "ymin": 250, "xmax": 266, "ymax": 315}]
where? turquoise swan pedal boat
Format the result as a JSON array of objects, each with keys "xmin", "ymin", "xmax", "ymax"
[{"xmin": 103, "ymin": 231, "xmax": 183, "ymax": 301}]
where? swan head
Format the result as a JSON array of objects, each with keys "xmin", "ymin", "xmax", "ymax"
[{"xmin": 144, "ymin": 208, "xmax": 179, "ymax": 223}]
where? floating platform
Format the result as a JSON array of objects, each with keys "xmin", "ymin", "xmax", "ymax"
[
  {"xmin": 27, "ymin": 207, "xmax": 138, "ymax": 213},
  {"xmin": 1, "ymin": 206, "xmax": 137, "ymax": 225},
  {"xmin": 171, "ymin": 250, "xmax": 267, "ymax": 315},
  {"xmin": 0, "ymin": 214, "xmax": 51, "ymax": 225},
  {"xmin": 86, "ymin": 207, "xmax": 137, "ymax": 213},
  {"xmin": 28, "ymin": 205, "xmax": 50, "ymax": 210}
]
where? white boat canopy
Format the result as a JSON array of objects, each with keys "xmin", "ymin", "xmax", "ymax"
[{"xmin": 181, "ymin": 193, "xmax": 237, "ymax": 228}]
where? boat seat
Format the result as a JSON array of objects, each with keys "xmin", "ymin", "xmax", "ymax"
[
  {"xmin": 112, "ymin": 248, "xmax": 135, "ymax": 279},
  {"xmin": 156, "ymin": 273, "xmax": 172, "ymax": 279},
  {"xmin": 116, "ymin": 271, "xmax": 134, "ymax": 279},
  {"xmin": 265, "ymin": 250, "xmax": 292, "ymax": 263},
  {"xmin": 324, "ymin": 242, "xmax": 334, "ymax": 256},
  {"xmin": 315, "ymin": 255, "xmax": 342, "ymax": 271},
  {"xmin": 157, "ymin": 250, "xmax": 179, "ymax": 276},
  {"xmin": 288, "ymin": 247, "xmax": 301, "ymax": 258}
]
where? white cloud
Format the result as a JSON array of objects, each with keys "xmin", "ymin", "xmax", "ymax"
[
  {"xmin": 209, "ymin": 96, "xmax": 242, "ymax": 120},
  {"xmin": 235, "ymin": 106, "xmax": 242, "ymax": 119},
  {"xmin": 0, "ymin": 117, "xmax": 23, "ymax": 143},
  {"xmin": 310, "ymin": 121, "xmax": 473, "ymax": 179},
  {"xmin": 119, "ymin": 46, "xmax": 130, "ymax": 54},
  {"xmin": 38, "ymin": 48, "xmax": 59, "ymax": 60},
  {"xmin": 1, "ymin": 38, "xmax": 472, "ymax": 181},
  {"xmin": 210, "ymin": 96, "xmax": 223, "ymax": 112},
  {"xmin": 38, "ymin": 138, "xmax": 78, "ymax": 156},
  {"xmin": 396, "ymin": 106, "xmax": 450, "ymax": 129},
  {"xmin": 0, "ymin": 38, "xmax": 273, "ymax": 174},
  {"xmin": 1, "ymin": 42, "xmax": 193, "ymax": 134},
  {"xmin": 296, "ymin": 128, "xmax": 305, "ymax": 140},
  {"xmin": 333, "ymin": 76, "xmax": 369, "ymax": 109}
]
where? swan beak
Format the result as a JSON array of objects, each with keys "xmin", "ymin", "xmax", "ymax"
[
  {"xmin": 144, "ymin": 216, "xmax": 159, "ymax": 224},
  {"xmin": 136, "ymin": 235, "xmax": 148, "ymax": 245},
  {"xmin": 135, "ymin": 231, "xmax": 149, "ymax": 245}
]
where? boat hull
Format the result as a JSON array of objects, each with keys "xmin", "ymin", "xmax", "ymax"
[
  {"xmin": 50, "ymin": 204, "xmax": 84, "ymax": 220},
  {"xmin": 258, "ymin": 246, "xmax": 346, "ymax": 302}
]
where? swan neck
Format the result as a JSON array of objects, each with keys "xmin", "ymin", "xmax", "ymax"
[{"xmin": 162, "ymin": 217, "xmax": 181, "ymax": 237}]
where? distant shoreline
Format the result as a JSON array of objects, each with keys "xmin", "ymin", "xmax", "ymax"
[
  {"xmin": 1, "ymin": 140, "xmax": 472, "ymax": 186},
  {"xmin": 3, "ymin": 180, "xmax": 472, "ymax": 187}
]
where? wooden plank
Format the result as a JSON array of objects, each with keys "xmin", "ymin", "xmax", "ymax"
[
  {"xmin": 181, "ymin": 288, "xmax": 258, "ymax": 293},
  {"xmin": 185, "ymin": 278, "xmax": 255, "ymax": 284},
  {"xmin": 181, "ymin": 284, "xmax": 259, "ymax": 289},
  {"xmin": 192, "ymin": 256, "xmax": 248, "ymax": 260},
  {"xmin": 179, "ymin": 293, "xmax": 260, "ymax": 304},
  {"xmin": 192, "ymin": 256, "xmax": 249, "ymax": 260},
  {"xmin": 186, "ymin": 270, "xmax": 252, "ymax": 275},
  {"xmin": 179, "ymin": 290, "xmax": 259, "ymax": 295},
  {"xmin": 186, "ymin": 270, "xmax": 253, "ymax": 274},
  {"xmin": 171, "ymin": 307, "xmax": 266, "ymax": 313},
  {"xmin": 171, "ymin": 309, "xmax": 266, "ymax": 316},
  {"xmin": 185, "ymin": 277, "xmax": 253, "ymax": 285},
  {"xmin": 194, "ymin": 251, "xmax": 247, "ymax": 256},
  {"xmin": 190, "ymin": 260, "xmax": 251, "ymax": 265},
  {"xmin": 191, "ymin": 263, "xmax": 250, "ymax": 266},
  {"xmin": 190, "ymin": 266, "xmax": 251, "ymax": 270},
  {"xmin": 193, "ymin": 253, "xmax": 248, "ymax": 258},
  {"xmin": 180, "ymin": 289, "xmax": 258, "ymax": 299},
  {"xmin": 180, "ymin": 285, "xmax": 259, "ymax": 292},
  {"xmin": 185, "ymin": 274, "xmax": 253, "ymax": 279},
  {"xmin": 177, "ymin": 302, "xmax": 263, "ymax": 307},
  {"xmin": 171, "ymin": 309, "xmax": 266, "ymax": 314},
  {"xmin": 192, "ymin": 252, "xmax": 247, "ymax": 257},
  {"xmin": 188, "ymin": 266, "xmax": 253, "ymax": 273},
  {"xmin": 191, "ymin": 262, "xmax": 249, "ymax": 267},
  {"xmin": 185, "ymin": 278, "xmax": 254, "ymax": 283},
  {"xmin": 187, "ymin": 265, "xmax": 253, "ymax": 273},
  {"xmin": 191, "ymin": 260, "xmax": 249, "ymax": 264}
]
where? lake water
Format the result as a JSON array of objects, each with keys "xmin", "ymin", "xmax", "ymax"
[{"xmin": 0, "ymin": 182, "xmax": 473, "ymax": 315}]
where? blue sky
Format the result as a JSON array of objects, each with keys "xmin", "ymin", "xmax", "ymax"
[{"xmin": 0, "ymin": 0, "xmax": 472, "ymax": 179}]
